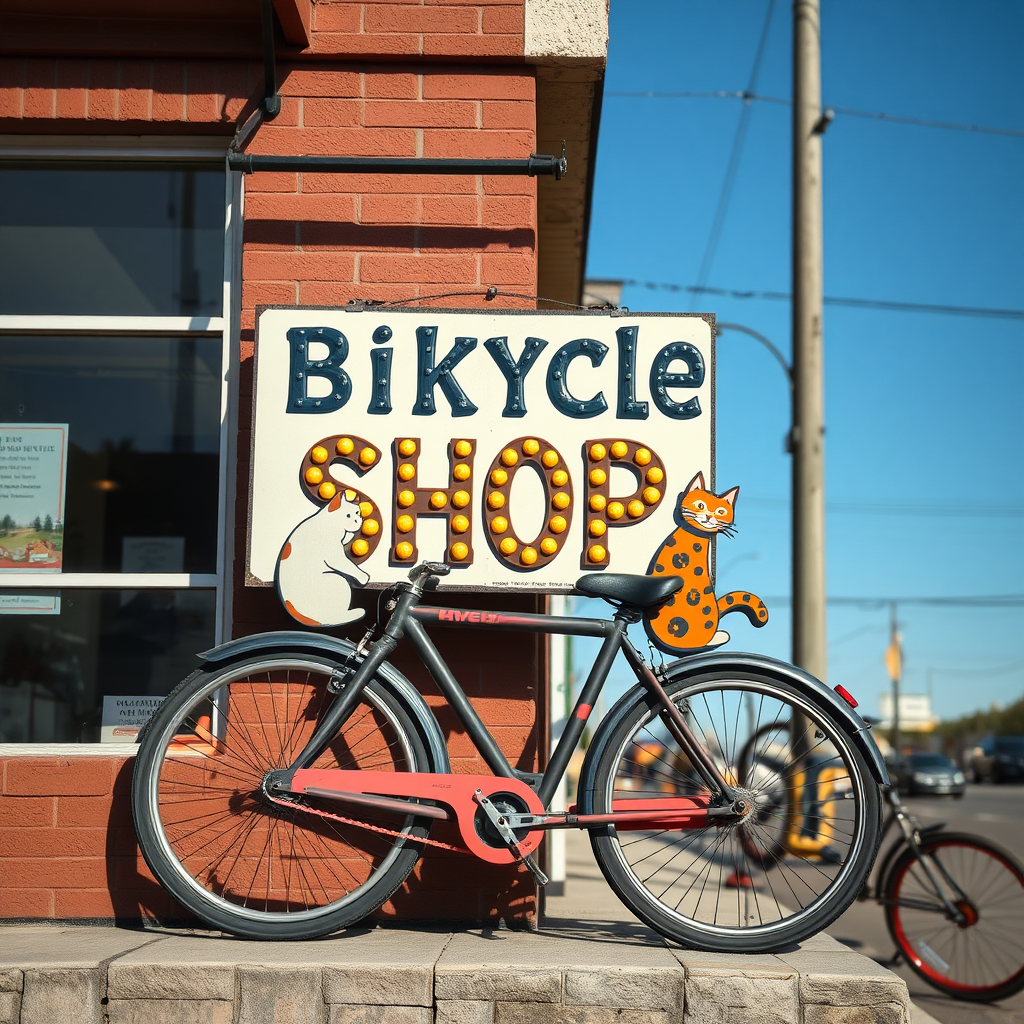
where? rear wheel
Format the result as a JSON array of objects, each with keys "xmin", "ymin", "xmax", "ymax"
[
  {"xmin": 132, "ymin": 653, "xmax": 433, "ymax": 939},
  {"xmin": 582, "ymin": 669, "xmax": 881, "ymax": 951},
  {"xmin": 884, "ymin": 832, "xmax": 1024, "ymax": 1001}
]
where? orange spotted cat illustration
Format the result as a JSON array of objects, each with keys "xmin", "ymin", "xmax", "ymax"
[{"xmin": 644, "ymin": 472, "xmax": 768, "ymax": 653}]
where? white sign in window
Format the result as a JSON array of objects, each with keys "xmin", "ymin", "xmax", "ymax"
[
  {"xmin": 0, "ymin": 423, "xmax": 69, "ymax": 573},
  {"xmin": 101, "ymin": 694, "xmax": 164, "ymax": 743}
]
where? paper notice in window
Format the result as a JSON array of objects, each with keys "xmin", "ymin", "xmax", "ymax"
[
  {"xmin": 101, "ymin": 695, "xmax": 165, "ymax": 743},
  {"xmin": 0, "ymin": 424, "xmax": 69, "ymax": 573}
]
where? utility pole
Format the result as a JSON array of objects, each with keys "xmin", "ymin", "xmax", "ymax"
[
  {"xmin": 791, "ymin": 0, "xmax": 828, "ymax": 680},
  {"xmin": 886, "ymin": 602, "xmax": 902, "ymax": 756}
]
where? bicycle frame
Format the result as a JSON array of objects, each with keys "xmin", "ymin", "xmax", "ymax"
[
  {"xmin": 870, "ymin": 789, "xmax": 968, "ymax": 922},
  {"xmin": 267, "ymin": 579, "xmax": 743, "ymax": 854}
]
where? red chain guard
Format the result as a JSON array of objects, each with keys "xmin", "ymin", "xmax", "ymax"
[{"xmin": 290, "ymin": 769, "xmax": 546, "ymax": 864}]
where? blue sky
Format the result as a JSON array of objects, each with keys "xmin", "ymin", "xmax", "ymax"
[{"xmin": 577, "ymin": 0, "xmax": 1024, "ymax": 722}]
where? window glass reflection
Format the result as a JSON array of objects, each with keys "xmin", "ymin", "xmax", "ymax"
[
  {"xmin": 0, "ymin": 589, "xmax": 216, "ymax": 743},
  {"xmin": 0, "ymin": 337, "xmax": 222, "ymax": 573},
  {"xmin": 0, "ymin": 164, "xmax": 225, "ymax": 316}
]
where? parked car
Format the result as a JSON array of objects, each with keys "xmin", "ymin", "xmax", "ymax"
[
  {"xmin": 890, "ymin": 752, "xmax": 966, "ymax": 797},
  {"xmin": 971, "ymin": 736, "xmax": 1024, "ymax": 784}
]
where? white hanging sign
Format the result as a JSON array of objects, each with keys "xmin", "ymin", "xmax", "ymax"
[{"xmin": 248, "ymin": 308, "xmax": 714, "ymax": 616}]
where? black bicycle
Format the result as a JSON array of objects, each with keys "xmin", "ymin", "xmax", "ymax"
[
  {"xmin": 865, "ymin": 787, "xmax": 1024, "ymax": 1001},
  {"xmin": 737, "ymin": 721, "xmax": 1024, "ymax": 999},
  {"xmin": 131, "ymin": 561, "xmax": 887, "ymax": 951}
]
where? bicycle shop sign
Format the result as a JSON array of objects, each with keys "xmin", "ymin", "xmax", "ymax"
[{"xmin": 248, "ymin": 307, "xmax": 714, "ymax": 598}]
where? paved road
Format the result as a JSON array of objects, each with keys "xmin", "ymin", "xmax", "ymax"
[{"xmin": 828, "ymin": 784, "xmax": 1024, "ymax": 1024}]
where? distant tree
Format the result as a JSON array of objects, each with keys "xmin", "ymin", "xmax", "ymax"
[
  {"xmin": 32, "ymin": 516, "xmax": 42, "ymax": 531},
  {"xmin": 43, "ymin": 514, "xmax": 53, "ymax": 531},
  {"xmin": 936, "ymin": 695, "xmax": 1024, "ymax": 747},
  {"xmin": 1, "ymin": 514, "xmax": 14, "ymax": 531}
]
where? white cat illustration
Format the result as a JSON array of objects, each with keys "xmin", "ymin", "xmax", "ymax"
[{"xmin": 276, "ymin": 488, "xmax": 370, "ymax": 627}]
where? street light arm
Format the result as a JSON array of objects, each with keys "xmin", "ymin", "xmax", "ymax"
[
  {"xmin": 716, "ymin": 321, "xmax": 795, "ymax": 454},
  {"xmin": 716, "ymin": 322, "xmax": 794, "ymax": 392}
]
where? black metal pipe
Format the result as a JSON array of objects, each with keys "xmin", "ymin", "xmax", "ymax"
[
  {"xmin": 260, "ymin": 0, "xmax": 281, "ymax": 118},
  {"xmin": 227, "ymin": 152, "xmax": 567, "ymax": 179}
]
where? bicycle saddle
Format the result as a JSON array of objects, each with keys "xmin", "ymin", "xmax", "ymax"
[{"xmin": 574, "ymin": 573, "xmax": 683, "ymax": 608}]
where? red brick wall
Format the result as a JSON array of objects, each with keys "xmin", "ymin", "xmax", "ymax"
[
  {"xmin": 0, "ymin": 756, "xmax": 178, "ymax": 921},
  {"xmin": 0, "ymin": 44, "xmax": 548, "ymax": 926},
  {"xmin": 0, "ymin": 57, "xmax": 256, "ymax": 129},
  {"xmin": 233, "ymin": 61, "xmax": 543, "ymax": 925},
  {"xmin": 306, "ymin": 2, "xmax": 526, "ymax": 58},
  {"xmin": 0, "ymin": 3, "xmax": 525, "ymax": 63}
]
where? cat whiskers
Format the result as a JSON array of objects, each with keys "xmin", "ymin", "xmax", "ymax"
[{"xmin": 679, "ymin": 507, "xmax": 737, "ymax": 537}]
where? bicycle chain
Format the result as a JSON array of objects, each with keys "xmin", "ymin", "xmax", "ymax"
[{"xmin": 265, "ymin": 792, "xmax": 467, "ymax": 853}]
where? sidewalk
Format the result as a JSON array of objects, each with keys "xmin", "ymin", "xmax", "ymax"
[{"xmin": 0, "ymin": 830, "xmax": 913, "ymax": 1024}]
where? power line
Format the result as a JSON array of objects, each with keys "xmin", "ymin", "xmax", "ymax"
[
  {"xmin": 694, "ymin": 0, "xmax": 777, "ymax": 293},
  {"xmin": 606, "ymin": 90, "xmax": 1024, "ymax": 139},
  {"xmin": 622, "ymin": 279, "xmax": 1024, "ymax": 320},
  {"xmin": 742, "ymin": 497, "xmax": 1024, "ymax": 519},
  {"xmin": 763, "ymin": 595, "xmax": 1024, "ymax": 608}
]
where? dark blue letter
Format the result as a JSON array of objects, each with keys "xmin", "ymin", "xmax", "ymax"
[
  {"xmin": 483, "ymin": 336, "xmax": 547, "ymax": 417},
  {"xmin": 367, "ymin": 348, "xmax": 392, "ymax": 414},
  {"xmin": 286, "ymin": 327, "xmax": 351, "ymax": 413},
  {"xmin": 615, "ymin": 326, "xmax": 649, "ymax": 419},
  {"xmin": 650, "ymin": 341, "xmax": 703, "ymax": 419},
  {"xmin": 413, "ymin": 327, "xmax": 478, "ymax": 417},
  {"xmin": 546, "ymin": 339, "xmax": 609, "ymax": 418}
]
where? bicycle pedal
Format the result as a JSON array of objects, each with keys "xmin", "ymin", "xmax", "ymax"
[{"xmin": 521, "ymin": 853, "xmax": 549, "ymax": 886}]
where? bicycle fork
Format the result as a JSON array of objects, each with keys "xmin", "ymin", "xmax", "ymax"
[{"xmin": 891, "ymin": 804, "xmax": 969, "ymax": 925}]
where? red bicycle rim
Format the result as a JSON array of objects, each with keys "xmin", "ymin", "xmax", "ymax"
[{"xmin": 889, "ymin": 839, "xmax": 1024, "ymax": 995}]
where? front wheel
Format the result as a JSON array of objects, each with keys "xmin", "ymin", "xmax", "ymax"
[
  {"xmin": 132, "ymin": 652, "xmax": 434, "ymax": 939},
  {"xmin": 884, "ymin": 832, "xmax": 1024, "ymax": 1001},
  {"xmin": 582, "ymin": 669, "xmax": 882, "ymax": 952}
]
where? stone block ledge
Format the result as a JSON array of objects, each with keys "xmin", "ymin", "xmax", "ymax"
[{"xmin": 0, "ymin": 923, "xmax": 911, "ymax": 1024}]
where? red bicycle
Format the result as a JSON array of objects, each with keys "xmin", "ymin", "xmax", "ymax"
[{"xmin": 132, "ymin": 562, "xmax": 887, "ymax": 951}]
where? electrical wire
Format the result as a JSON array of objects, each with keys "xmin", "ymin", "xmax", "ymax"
[
  {"xmin": 694, "ymin": 0, "xmax": 777, "ymax": 293},
  {"xmin": 762, "ymin": 595, "xmax": 1024, "ymax": 607},
  {"xmin": 606, "ymin": 90, "xmax": 1024, "ymax": 139},
  {"xmin": 621, "ymin": 279, "xmax": 1024, "ymax": 320},
  {"xmin": 741, "ymin": 497, "xmax": 1024, "ymax": 519}
]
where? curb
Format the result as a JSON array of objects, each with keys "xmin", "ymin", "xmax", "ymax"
[{"xmin": 0, "ymin": 921, "xmax": 911, "ymax": 1024}]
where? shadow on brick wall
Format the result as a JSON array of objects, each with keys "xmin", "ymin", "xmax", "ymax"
[{"xmin": 244, "ymin": 221, "xmax": 535, "ymax": 251}]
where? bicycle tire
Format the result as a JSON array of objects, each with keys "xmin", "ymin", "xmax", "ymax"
[
  {"xmin": 132, "ymin": 652, "xmax": 434, "ymax": 939},
  {"xmin": 581, "ymin": 668, "xmax": 882, "ymax": 952},
  {"xmin": 884, "ymin": 832, "xmax": 1024, "ymax": 1001}
]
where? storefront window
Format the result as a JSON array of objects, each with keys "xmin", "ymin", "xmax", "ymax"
[
  {"xmin": 0, "ymin": 337, "xmax": 222, "ymax": 573},
  {"xmin": 0, "ymin": 589, "xmax": 216, "ymax": 743},
  {"xmin": 0, "ymin": 146, "xmax": 234, "ymax": 746},
  {"xmin": 0, "ymin": 164, "xmax": 225, "ymax": 317}
]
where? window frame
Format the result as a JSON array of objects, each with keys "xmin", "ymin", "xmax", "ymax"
[{"xmin": 0, "ymin": 135, "xmax": 242, "ymax": 752}]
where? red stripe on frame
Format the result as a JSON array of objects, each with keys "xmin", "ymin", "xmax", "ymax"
[{"xmin": 576, "ymin": 704, "xmax": 592, "ymax": 721}]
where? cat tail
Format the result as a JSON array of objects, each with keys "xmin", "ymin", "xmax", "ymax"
[{"xmin": 717, "ymin": 591, "xmax": 769, "ymax": 627}]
